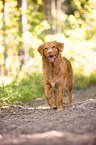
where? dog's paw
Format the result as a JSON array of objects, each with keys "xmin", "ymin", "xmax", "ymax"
[
  {"xmin": 57, "ymin": 108, "xmax": 63, "ymax": 111},
  {"xmin": 57, "ymin": 106, "xmax": 63, "ymax": 110},
  {"xmin": 52, "ymin": 106, "xmax": 57, "ymax": 109}
]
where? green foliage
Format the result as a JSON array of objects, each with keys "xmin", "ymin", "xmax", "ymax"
[
  {"xmin": 0, "ymin": 73, "xmax": 44, "ymax": 106},
  {"xmin": 0, "ymin": 0, "xmax": 96, "ymax": 75},
  {"xmin": 74, "ymin": 74, "xmax": 89, "ymax": 90},
  {"xmin": 74, "ymin": 73, "xmax": 96, "ymax": 90},
  {"xmin": 0, "ymin": 72, "xmax": 96, "ymax": 106},
  {"xmin": 0, "ymin": 0, "xmax": 96, "ymax": 106}
]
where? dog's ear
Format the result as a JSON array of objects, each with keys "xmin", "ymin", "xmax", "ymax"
[
  {"xmin": 38, "ymin": 44, "xmax": 44, "ymax": 56},
  {"xmin": 57, "ymin": 42, "xmax": 64, "ymax": 52}
]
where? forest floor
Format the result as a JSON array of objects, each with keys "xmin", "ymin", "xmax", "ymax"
[{"xmin": 0, "ymin": 85, "xmax": 96, "ymax": 145}]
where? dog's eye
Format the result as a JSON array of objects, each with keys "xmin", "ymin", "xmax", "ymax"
[
  {"xmin": 53, "ymin": 46, "xmax": 55, "ymax": 48},
  {"xmin": 45, "ymin": 47, "xmax": 47, "ymax": 50}
]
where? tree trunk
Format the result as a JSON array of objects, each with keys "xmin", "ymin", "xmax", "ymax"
[
  {"xmin": 17, "ymin": 0, "xmax": 24, "ymax": 71},
  {"xmin": 43, "ymin": 0, "xmax": 48, "ymax": 20},
  {"xmin": 22, "ymin": 0, "xmax": 29, "ymax": 63},
  {"xmin": 3, "ymin": 0, "xmax": 8, "ymax": 76},
  {"xmin": 17, "ymin": 0, "xmax": 22, "ymax": 32},
  {"xmin": 51, "ymin": 0, "xmax": 56, "ymax": 34},
  {"xmin": 57, "ymin": 0, "xmax": 62, "ymax": 33}
]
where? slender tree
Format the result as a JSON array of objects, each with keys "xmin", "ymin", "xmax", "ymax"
[
  {"xmin": 3, "ymin": 0, "xmax": 8, "ymax": 75},
  {"xmin": 22, "ymin": 0, "xmax": 29, "ymax": 63},
  {"xmin": 43, "ymin": 0, "xmax": 48, "ymax": 20},
  {"xmin": 17, "ymin": 0, "xmax": 24, "ymax": 71},
  {"xmin": 17, "ymin": 0, "xmax": 22, "ymax": 32},
  {"xmin": 51, "ymin": 0, "xmax": 56, "ymax": 34},
  {"xmin": 57, "ymin": 0, "xmax": 62, "ymax": 33}
]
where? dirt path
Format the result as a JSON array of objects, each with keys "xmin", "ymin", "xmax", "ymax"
[{"xmin": 0, "ymin": 86, "xmax": 96, "ymax": 145}]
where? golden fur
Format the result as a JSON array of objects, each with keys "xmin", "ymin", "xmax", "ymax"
[{"xmin": 38, "ymin": 40, "xmax": 74, "ymax": 109}]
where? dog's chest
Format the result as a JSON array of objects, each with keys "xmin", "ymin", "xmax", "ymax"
[
  {"xmin": 48, "ymin": 64, "xmax": 59, "ymax": 79},
  {"xmin": 43, "ymin": 60, "xmax": 61, "ymax": 87},
  {"xmin": 51, "ymin": 82, "xmax": 56, "ymax": 88},
  {"xmin": 50, "ymin": 79, "xmax": 60, "ymax": 89}
]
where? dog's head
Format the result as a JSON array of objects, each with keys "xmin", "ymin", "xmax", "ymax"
[{"xmin": 38, "ymin": 40, "xmax": 64, "ymax": 62}]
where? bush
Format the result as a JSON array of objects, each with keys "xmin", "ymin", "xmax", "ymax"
[
  {"xmin": 73, "ymin": 73, "xmax": 96, "ymax": 90},
  {"xmin": 0, "ymin": 73, "xmax": 44, "ymax": 106},
  {"xmin": 0, "ymin": 72, "xmax": 96, "ymax": 106}
]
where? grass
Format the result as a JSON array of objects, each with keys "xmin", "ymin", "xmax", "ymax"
[
  {"xmin": 73, "ymin": 73, "xmax": 96, "ymax": 90},
  {"xmin": 0, "ymin": 72, "xmax": 96, "ymax": 106},
  {"xmin": 0, "ymin": 73, "xmax": 44, "ymax": 106}
]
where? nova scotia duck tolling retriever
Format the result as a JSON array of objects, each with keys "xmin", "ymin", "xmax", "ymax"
[{"xmin": 38, "ymin": 40, "xmax": 74, "ymax": 110}]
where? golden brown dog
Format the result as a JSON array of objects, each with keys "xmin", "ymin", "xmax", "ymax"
[{"xmin": 38, "ymin": 40, "xmax": 74, "ymax": 110}]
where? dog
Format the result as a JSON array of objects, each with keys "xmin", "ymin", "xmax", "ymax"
[{"xmin": 38, "ymin": 40, "xmax": 74, "ymax": 110}]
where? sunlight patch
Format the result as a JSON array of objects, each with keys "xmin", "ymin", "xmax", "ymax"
[{"xmin": 20, "ymin": 131, "xmax": 64, "ymax": 139}]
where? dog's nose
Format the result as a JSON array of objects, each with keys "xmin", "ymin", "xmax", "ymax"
[{"xmin": 48, "ymin": 49, "xmax": 52, "ymax": 55}]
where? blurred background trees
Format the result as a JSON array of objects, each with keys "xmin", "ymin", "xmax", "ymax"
[{"xmin": 0, "ymin": 0, "xmax": 96, "ymax": 76}]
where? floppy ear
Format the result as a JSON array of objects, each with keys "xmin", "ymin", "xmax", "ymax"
[
  {"xmin": 57, "ymin": 42, "xmax": 64, "ymax": 52},
  {"xmin": 38, "ymin": 45, "xmax": 44, "ymax": 56}
]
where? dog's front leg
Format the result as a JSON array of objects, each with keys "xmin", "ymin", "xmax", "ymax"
[
  {"xmin": 45, "ymin": 84, "xmax": 54, "ymax": 108},
  {"xmin": 52, "ymin": 90, "xmax": 57, "ymax": 109},
  {"xmin": 58, "ymin": 86, "xmax": 64, "ymax": 110}
]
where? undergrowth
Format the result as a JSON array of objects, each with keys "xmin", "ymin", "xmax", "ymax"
[
  {"xmin": 73, "ymin": 73, "xmax": 96, "ymax": 89},
  {"xmin": 0, "ymin": 73, "xmax": 44, "ymax": 106},
  {"xmin": 0, "ymin": 73, "xmax": 96, "ymax": 106}
]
